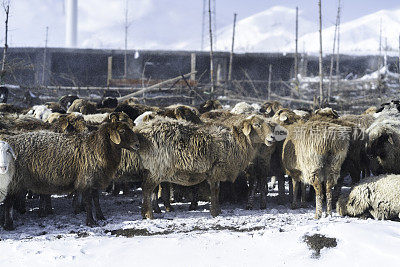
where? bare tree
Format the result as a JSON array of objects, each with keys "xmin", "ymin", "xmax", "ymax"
[
  {"xmin": 294, "ymin": 6, "xmax": 299, "ymax": 93},
  {"xmin": 208, "ymin": 0, "xmax": 215, "ymax": 94},
  {"xmin": 318, "ymin": 0, "xmax": 324, "ymax": 106},
  {"xmin": 123, "ymin": 0, "xmax": 131, "ymax": 78},
  {"xmin": 1, "ymin": 0, "xmax": 10, "ymax": 83},
  {"xmin": 335, "ymin": 1, "xmax": 341, "ymax": 89},
  {"xmin": 227, "ymin": 13, "xmax": 237, "ymax": 82},
  {"xmin": 42, "ymin": 26, "xmax": 49, "ymax": 86},
  {"xmin": 328, "ymin": 0, "xmax": 340, "ymax": 101}
]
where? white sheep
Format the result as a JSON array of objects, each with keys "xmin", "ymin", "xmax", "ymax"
[
  {"xmin": 26, "ymin": 105, "xmax": 52, "ymax": 121},
  {"xmin": 134, "ymin": 111, "xmax": 155, "ymax": 126},
  {"xmin": 336, "ymin": 174, "xmax": 400, "ymax": 220},
  {"xmin": 230, "ymin": 102, "xmax": 255, "ymax": 115},
  {"xmin": 0, "ymin": 141, "xmax": 16, "ymax": 202}
]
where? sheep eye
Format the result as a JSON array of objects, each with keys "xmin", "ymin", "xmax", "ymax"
[
  {"xmin": 119, "ymin": 129, "xmax": 125, "ymax": 133},
  {"xmin": 254, "ymin": 124, "xmax": 261, "ymax": 128}
]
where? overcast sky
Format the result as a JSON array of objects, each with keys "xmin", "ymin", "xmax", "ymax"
[{"xmin": 2, "ymin": 0, "xmax": 400, "ymax": 49}]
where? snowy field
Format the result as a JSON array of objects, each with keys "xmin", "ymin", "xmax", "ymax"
[{"xmin": 1, "ymin": 185, "xmax": 400, "ymax": 267}]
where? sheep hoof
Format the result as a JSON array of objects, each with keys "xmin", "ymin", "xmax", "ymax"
[
  {"xmin": 314, "ymin": 213, "xmax": 322, "ymax": 219},
  {"xmin": 153, "ymin": 205, "xmax": 162, "ymax": 214},
  {"xmin": 245, "ymin": 205, "xmax": 253, "ymax": 210},
  {"xmin": 188, "ymin": 204, "xmax": 198, "ymax": 211}
]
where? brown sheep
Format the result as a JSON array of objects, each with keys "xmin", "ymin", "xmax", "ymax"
[
  {"xmin": 1, "ymin": 121, "xmax": 139, "ymax": 229},
  {"xmin": 67, "ymin": 99, "xmax": 98, "ymax": 114},
  {"xmin": 133, "ymin": 115, "xmax": 279, "ymax": 219},
  {"xmin": 260, "ymin": 101, "xmax": 283, "ymax": 117},
  {"xmin": 197, "ymin": 99, "xmax": 223, "ymax": 114},
  {"xmin": 278, "ymin": 118, "xmax": 350, "ymax": 218}
]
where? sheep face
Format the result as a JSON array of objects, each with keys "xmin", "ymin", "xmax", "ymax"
[
  {"xmin": 0, "ymin": 141, "xmax": 16, "ymax": 174},
  {"xmin": 272, "ymin": 108, "xmax": 301, "ymax": 125},
  {"xmin": 243, "ymin": 115, "xmax": 284, "ymax": 146},
  {"xmin": 108, "ymin": 112, "xmax": 134, "ymax": 129},
  {"xmin": 366, "ymin": 127, "xmax": 399, "ymax": 173},
  {"xmin": 108, "ymin": 122, "xmax": 139, "ymax": 151},
  {"xmin": 336, "ymin": 187, "xmax": 371, "ymax": 217}
]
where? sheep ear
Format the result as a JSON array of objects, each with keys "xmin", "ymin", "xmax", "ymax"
[
  {"xmin": 109, "ymin": 129, "xmax": 121, "ymax": 145},
  {"xmin": 266, "ymin": 107, "xmax": 272, "ymax": 114},
  {"xmin": 243, "ymin": 120, "xmax": 252, "ymax": 136},
  {"xmin": 174, "ymin": 108, "xmax": 184, "ymax": 120},
  {"xmin": 60, "ymin": 120, "xmax": 69, "ymax": 132}
]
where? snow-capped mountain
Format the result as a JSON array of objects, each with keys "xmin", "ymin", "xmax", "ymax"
[
  {"xmin": 202, "ymin": 6, "xmax": 400, "ymax": 55},
  {"xmin": 200, "ymin": 6, "xmax": 316, "ymax": 52},
  {"xmin": 289, "ymin": 9, "xmax": 400, "ymax": 55}
]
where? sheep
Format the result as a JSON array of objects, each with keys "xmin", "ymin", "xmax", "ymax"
[
  {"xmin": 59, "ymin": 95, "xmax": 79, "ymax": 110},
  {"xmin": 259, "ymin": 101, "xmax": 283, "ymax": 117},
  {"xmin": 45, "ymin": 102, "xmax": 66, "ymax": 114},
  {"xmin": 336, "ymin": 174, "xmax": 400, "ymax": 220},
  {"xmin": 97, "ymin": 97, "xmax": 118, "ymax": 109},
  {"xmin": 0, "ymin": 104, "xmax": 24, "ymax": 114},
  {"xmin": 67, "ymin": 99, "xmax": 98, "ymax": 114},
  {"xmin": 133, "ymin": 114, "xmax": 279, "ymax": 219},
  {"xmin": 230, "ymin": 102, "xmax": 256, "ymax": 115},
  {"xmin": 201, "ymin": 111, "xmax": 278, "ymax": 209},
  {"xmin": 279, "ymin": 118, "xmax": 351, "ymax": 218},
  {"xmin": 197, "ymin": 99, "xmax": 222, "ymax": 114},
  {"xmin": 1, "ymin": 121, "xmax": 139, "ymax": 229},
  {"xmin": 0, "ymin": 141, "xmax": 16, "ymax": 202},
  {"xmin": 366, "ymin": 117, "xmax": 400, "ymax": 174},
  {"xmin": 114, "ymin": 103, "xmax": 161, "ymax": 121},
  {"xmin": 26, "ymin": 105, "xmax": 53, "ymax": 121}
]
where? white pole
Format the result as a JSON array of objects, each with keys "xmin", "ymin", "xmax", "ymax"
[{"xmin": 66, "ymin": 0, "xmax": 78, "ymax": 47}]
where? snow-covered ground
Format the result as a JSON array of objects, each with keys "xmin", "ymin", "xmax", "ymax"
[{"xmin": 1, "ymin": 185, "xmax": 400, "ymax": 267}]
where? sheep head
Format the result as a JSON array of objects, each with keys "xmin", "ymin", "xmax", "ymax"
[
  {"xmin": 108, "ymin": 112, "xmax": 135, "ymax": 129},
  {"xmin": 366, "ymin": 125, "xmax": 400, "ymax": 173},
  {"xmin": 272, "ymin": 108, "xmax": 301, "ymax": 125},
  {"xmin": 0, "ymin": 141, "xmax": 16, "ymax": 174},
  {"xmin": 314, "ymin": 107, "xmax": 339, "ymax": 119},
  {"xmin": 108, "ymin": 122, "xmax": 139, "ymax": 151},
  {"xmin": 242, "ymin": 115, "xmax": 286, "ymax": 146},
  {"xmin": 336, "ymin": 186, "xmax": 372, "ymax": 217}
]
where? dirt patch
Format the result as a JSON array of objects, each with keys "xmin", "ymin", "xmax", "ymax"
[
  {"xmin": 303, "ymin": 233, "xmax": 337, "ymax": 258},
  {"xmin": 105, "ymin": 228, "xmax": 173, "ymax": 237}
]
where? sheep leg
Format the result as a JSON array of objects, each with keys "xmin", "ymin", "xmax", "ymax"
[
  {"xmin": 44, "ymin": 195, "xmax": 53, "ymax": 215},
  {"xmin": 152, "ymin": 190, "xmax": 162, "ymax": 214},
  {"xmin": 246, "ymin": 177, "xmax": 258, "ymax": 210},
  {"xmin": 188, "ymin": 184, "xmax": 199, "ymax": 211},
  {"xmin": 208, "ymin": 180, "xmax": 221, "ymax": 217},
  {"xmin": 72, "ymin": 193, "xmax": 85, "ymax": 214},
  {"xmin": 333, "ymin": 176, "xmax": 344, "ymax": 205},
  {"xmin": 38, "ymin": 194, "xmax": 47, "ymax": 217},
  {"xmin": 3, "ymin": 195, "xmax": 14, "ymax": 230},
  {"xmin": 326, "ymin": 180, "xmax": 334, "ymax": 216},
  {"xmin": 277, "ymin": 174, "xmax": 286, "ymax": 204},
  {"xmin": 161, "ymin": 183, "xmax": 174, "ymax": 212},
  {"xmin": 83, "ymin": 189, "xmax": 97, "ymax": 227},
  {"xmin": 259, "ymin": 177, "xmax": 268, "ymax": 210},
  {"xmin": 313, "ymin": 181, "xmax": 323, "ymax": 219},
  {"xmin": 141, "ymin": 180, "xmax": 158, "ymax": 219},
  {"xmin": 291, "ymin": 179, "xmax": 299, "ymax": 209},
  {"xmin": 92, "ymin": 189, "xmax": 106, "ymax": 221},
  {"xmin": 300, "ymin": 183, "xmax": 307, "ymax": 207},
  {"xmin": 13, "ymin": 192, "xmax": 26, "ymax": 214}
]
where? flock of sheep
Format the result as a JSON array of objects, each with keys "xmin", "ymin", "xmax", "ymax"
[{"xmin": 0, "ymin": 95, "xmax": 399, "ymax": 231}]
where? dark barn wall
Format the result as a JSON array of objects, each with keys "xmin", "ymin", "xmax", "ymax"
[{"xmin": 0, "ymin": 47, "xmax": 396, "ymax": 87}]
